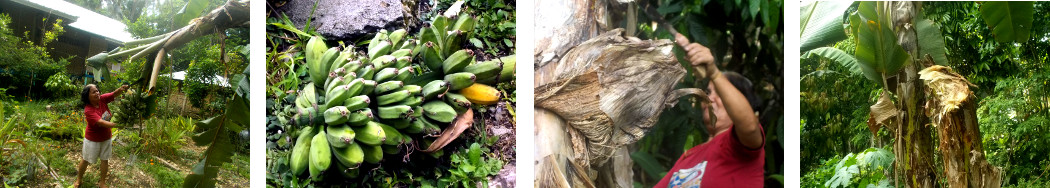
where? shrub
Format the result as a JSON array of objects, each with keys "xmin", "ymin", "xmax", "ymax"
[{"xmin": 45, "ymin": 73, "xmax": 79, "ymax": 98}]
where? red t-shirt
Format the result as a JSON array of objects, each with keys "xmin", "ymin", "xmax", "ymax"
[
  {"xmin": 84, "ymin": 92, "xmax": 115, "ymax": 142},
  {"xmin": 654, "ymin": 124, "xmax": 765, "ymax": 188}
]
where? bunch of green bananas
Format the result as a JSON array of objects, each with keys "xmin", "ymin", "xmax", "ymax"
[
  {"xmin": 288, "ymin": 14, "xmax": 516, "ymax": 181},
  {"xmin": 110, "ymin": 89, "xmax": 152, "ymax": 125}
]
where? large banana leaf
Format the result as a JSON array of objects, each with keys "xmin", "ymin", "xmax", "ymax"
[
  {"xmin": 850, "ymin": 2, "xmax": 910, "ymax": 83},
  {"xmin": 805, "ymin": 47, "xmax": 861, "ymax": 75},
  {"xmin": 800, "ymin": 1, "xmax": 853, "ymax": 52},
  {"xmin": 980, "ymin": 1, "xmax": 1034, "ymax": 43},
  {"xmin": 915, "ymin": 19, "xmax": 948, "ymax": 66}
]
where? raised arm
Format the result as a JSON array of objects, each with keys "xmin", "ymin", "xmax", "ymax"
[{"xmin": 675, "ymin": 33, "xmax": 763, "ymax": 149}]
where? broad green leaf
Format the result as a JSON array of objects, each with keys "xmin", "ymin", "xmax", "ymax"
[
  {"xmin": 851, "ymin": 1, "xmax": 910, "ymax": 83},
  {"xmin": 915, "ymin": 19, "xmax": 948, "ymax": 66},
  {"xmin": 800, "ymin": 1, "xmax": 853, "ymax": 52},
  {"xmin": 631, "ymin": 151, "xmax": 668, "ymax": 180},
  {"xmin": 980, "ymin": 2, "xmax": 1034, "ymax": 43},
  {"xmin": 805, "ymin": 47, "xmax": 861, "ymax": 75},
  {"xmin": 174, "ymin": 0, "xmax": 210, "ymax": 28}
]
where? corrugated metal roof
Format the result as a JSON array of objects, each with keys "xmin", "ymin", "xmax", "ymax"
[{"xmin": 10, "ymin": 0, "xmax": 134, "ymax": 43}]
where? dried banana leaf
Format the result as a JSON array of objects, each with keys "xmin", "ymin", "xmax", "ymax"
[{"xmin": 536, "ymin": 29, "xmax": 702, "ymax": 166}]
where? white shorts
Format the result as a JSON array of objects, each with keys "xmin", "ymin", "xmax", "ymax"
[{"xmin": 82, "ymin": 138, "xmax": 113, "ymax": 164}]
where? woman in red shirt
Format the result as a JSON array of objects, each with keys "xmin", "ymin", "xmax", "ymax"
[
  {"xmin": 75, "ymin": 84, "xmax": 127, "ymax": 188},
  {"xmin": 654, "ymin": 34, "xmax": 765, "ymax": 187}
]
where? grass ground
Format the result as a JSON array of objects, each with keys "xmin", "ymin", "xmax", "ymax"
[{"xmin": 1, "ymin": 101, "xmax": 249, "ymax": 187}]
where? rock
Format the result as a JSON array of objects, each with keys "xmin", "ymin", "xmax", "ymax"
[{"xmin": 275, "ymin": 0, "xmax": 409, "ymax": 40}]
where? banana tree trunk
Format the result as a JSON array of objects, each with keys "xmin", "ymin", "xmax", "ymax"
[
  {"xmin": 885, "ymin": 2, "xmax": 1000, "ymax": 187},
  {"xmin": 886, "ymin": 2, "xmax": 938, "ymax": 187}
]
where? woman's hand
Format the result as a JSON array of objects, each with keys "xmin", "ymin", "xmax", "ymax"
[{"xmin": 674, "ymin": 33, "xmax": 720, "ymax": 80}]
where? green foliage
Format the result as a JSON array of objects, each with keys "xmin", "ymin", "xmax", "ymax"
[
  {"xmin": 185, "ymin": 55, "xmax": 225, "ymax": 113},
  {"xmin": 453, "ymin": 0, "xmax": 516, "ymax": 57},
  {"xmin": 800, "ymin": 1, "xmax": 853, "ymax": 52},
  {"xmin": 849, "ymin": 1, "xmax": 911, "ymax": 83},
  {"xmin": 824, "ymin": 147, "xmax": 893, "ymax": 188},
  {"xmin": 44, "ymin": 73, "xmax": 80, "ymax": 99},
  {"xmin": 980, "ymin": 2, "xmax": 1035, "ymax": 43},
  {"xmin": 440, "ymin": 143, "xmax": 504, "ymax": 187},
  {"xmin": 0, "ymin": 13, "xmax": 69, "ymax": 99},
  {"xmin": 183, "ymin": 68, "xmax": 248, "ymax": 187}
]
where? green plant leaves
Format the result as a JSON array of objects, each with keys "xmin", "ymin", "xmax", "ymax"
[
  {"xmin": 825, "ymin": 147, "xmax": 894, "ymax": 188},
  {"xmin": 174, "ymin": 0, "xmax": 210, "ymax": 29},
  {"xmin": 805, "ymin": 47, "xmax": 861, "ymax": 75},
  {"xmin": 850, "ymin": 2, "xmax": 910, "ymax": 82},
  {"xmin": 184, "ymin": 68, "xmax": 248, "ymax": 188},
  {"xmin": 980, "ymin": 1, "xmax": 1034, "ymax": 43},
  {"xmin": 800, "ymin": 1, "xmax": 853, "ymax": 52},
  {"xmin": 915, "ymin": 19, "xmax": 948, "ymax": 66}
]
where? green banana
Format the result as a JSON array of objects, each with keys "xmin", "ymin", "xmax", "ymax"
[
  {"xmin": 348, "ymin": 109, "xmax": 373, "ymax": 126},
  {"xmin": 342, "ymin": 78, "xmax": 365, "ymax": 99},
  {"xmin": 356, "ymin": 64, "xmax": 376, "ymax": 80},
  {"xmin": 388, "ymin": 118, "xmax": 412, "ymax": 129},
  {"xmin": 342, "ymin": 95, "xmax": 370, "ymax": 111},
  {"xmin": 323, "ymin": 106, "xmax": 351, "ymax": 125},
  {"xmin": 422, "ymin": 80, "xmax": 450, "ymax": 100},
  {"xmin": 373, "ymin": 122, "xmax": 403, "ymax": 146},
  {"xmin": 419, "ymin": 117, "xmax": 442, "ymax": 136},
  {"xmin": 297, "ymin": 83, "xmax": 318, "ymax": 110},
  {"xmin": 360, "ymin": 79, "xmax": 378, "ymax": 95},
  {"xmin": 444, "ymin": 93, "xmax": 472, "ymax": 114},
  {"xmin": 422, "ymin": 42, "xmax": 444, "ymax": 71},
  {"xmin": 309, "ymin": 130, "xmax": 331, "ymax": 181},
  {"xmin": 373, "ymin": 68, "xmax": 398, "ymax": 83},
  {"xmin": 372, "ymin": 55, "xmax": 397, "ymax": 70},
  {"xmin": 395, "ymin": 56, "xmax": 412, "ymax": 69},
  {"xmin": 442, "ymin": 49, "xmax": 474, "ymax": 73},
  {"xmin": 422, "ymin": 101, "xmax": 457, "ymax": 123},
  {"xmin": 313, "ymin": 47, "xmax": 341, "ymax": 85},
  {"xmin": 332, "ymin": 141, "xmax": 364, "ymax": 169},
  {"xmin": 368, "ymin": 30, "xmax": 388, "ymax": 50},
  {"xmin": 388, "ymin": 29, "xmax": 407, "ymax": 47},
  {"xmin": 326, "ymin": 124, "xmax": 356, "ymax": 148},
  {"xmin": 377, "ymin": 90, "xmax": 412, "ymax": 106},
  {"xmin": 452, "ymin": 14, "xmax": 476, "ymax": 34},
  {"xmin": 398, "ymin": 84, "xmax": 422, "ymax": 95},
  {"xmin": 377, "ymin": 105, "xmax": 414, "ymax": 119},
  {"xmin": 294, "ymin": 107, "xmax": 318, "ymax": 126},
  {"xmin": 341, "ymin": 60, "xmax": 364, "ymax": 73},
  {"xmin": 411, "ymin": 106, "xmax": 424, "ymax": 119},
  {"xmin": 463, "ymin": 60, "xmax": 503, "ymax": 81},
  {"xmin": 352, "ymin": 122, "xmax": 387, "ymax": 146},
  {"xmin": 444, "ymin": 72, "xmax": 476, "ymax": 91},
  {"xmin": 368, "ymin": 40, "xmax": 392, "ymax": 60},
  {"xmin": 361, "ymin": 143, "xmax": 383, "ymax": 164},
  {"xmin": 397, "ymin": 95, "xmax": 424, "ymax": 106},
  {"xmin": 374, "ymin": 81, "xmax": 404, "ymax": 94},
  {"xmin": 306, "ymin": 37, "xmax": 327, "ymax": 86},
  {"xmin": 497, "ymin": 54, "xmax": 516, "ymax": 82},
  {"xmin": 404, "ymin": 118, "xmax": 426, "ymax": 134},
  {"xmin": 443, "ymin": 30, "xmax": 465, "ymax": 56},
  {"xmin": 390, "ymin": 49, "xmax": 412, "ymax": 58},
  {"xmin": 382, "ymin": 144, "xmax": 401, "ymax": 155},
  {"xmin": 290, "ymin": 126, "xmax": 316, "ymax": 175},
  {"xmin": 395, "ymin": 66, "xmax": 416, "ymax": 81},
  {"xmin": 325, "ymin": 85, "xmax": 351, "ymax": 108}
]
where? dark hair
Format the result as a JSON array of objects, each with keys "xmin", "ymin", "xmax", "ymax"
[
  {"xmin": 81, "ymin": 84, "xmax": 94, "ymax": 108},
  {"xmin": 721, "ymin": 72, "xmax": 763, "ymax": 111}
]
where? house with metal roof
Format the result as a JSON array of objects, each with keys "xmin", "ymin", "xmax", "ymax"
[{"xmin": 0, "ymin": 0, "xmax": 133, "ymax": 81}]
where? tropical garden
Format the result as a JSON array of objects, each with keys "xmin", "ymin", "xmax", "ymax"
[
  {"xmin": 801, "ymin": 1, "xmax": 1050, "ymax": 187},
  {"xmin": 265, "ymin": 0, "xmax": 516, "ymax": 187},
  {"xmin": 1, "ymin": 0, "xmax": 249, "ymax": 187}
]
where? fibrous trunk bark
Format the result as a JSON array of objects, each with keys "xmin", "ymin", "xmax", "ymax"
[
  {"xmin": 888, "ymin": 2, "xmax": 938, "ymax": 187},
  {"xmin": 920, "ymin": 66, "xmax": 1002, "ymax": 187}
]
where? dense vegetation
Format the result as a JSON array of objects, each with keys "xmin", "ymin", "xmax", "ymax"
[
  {"xmin": 1, "ymin": 0, "xmax": 250, "ymax": 187},
  {"xmin": 801, "ymin": 2, "xmax": 1050, "ymax": 187}
]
